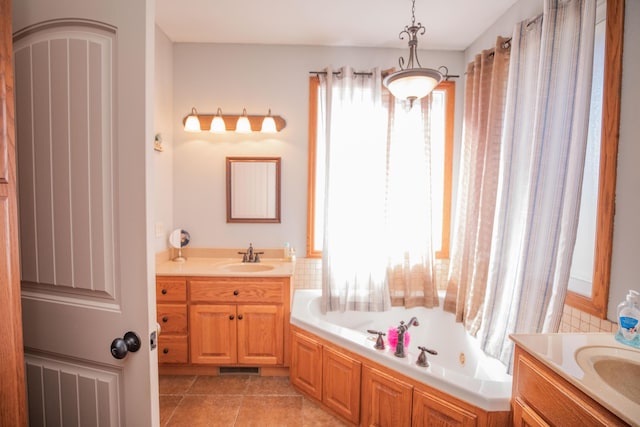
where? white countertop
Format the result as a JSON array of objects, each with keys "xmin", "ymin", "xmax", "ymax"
[
  {"xmin": 155, "ymin": 257, "xmax": 295, "ymax": 277},
  {"xmin": 511, "ymin": 332, "xmax": 640, "ymax": 426}
]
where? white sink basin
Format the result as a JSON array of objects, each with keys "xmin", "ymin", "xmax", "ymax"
[
  {"xmin": 220, "ymin": 263, "xmax": 276, "ymax": 273},
  {"xmin": 575, "ymin": 345, "xmax": 640, "ymax": 405}
]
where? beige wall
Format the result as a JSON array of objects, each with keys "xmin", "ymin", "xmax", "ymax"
[
  {"xmin": 154, "ymin": 0, "xmax": 640, "ymax": 325},
  {"xmin": 169, "ymin": 44, "xmax": 465, "ymax": 253},
  {"xmin": 154, "ymin": 26, "xmax": 174, "ymax": 252}
]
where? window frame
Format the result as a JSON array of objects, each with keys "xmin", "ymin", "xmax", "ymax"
[{"xmin": 306, "ymin": 76, "xmax": 455, "ymax": 259}]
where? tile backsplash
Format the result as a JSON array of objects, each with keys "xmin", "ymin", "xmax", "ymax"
[{"xmin": 291, "ymin": 257, "xmax": 616, "ymax": 334}]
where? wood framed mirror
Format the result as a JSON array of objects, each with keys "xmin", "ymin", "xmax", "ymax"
[
  {"xmin": 226, "ymin": 157, "xmax": 281, "ymax": 223},
  {"xmin": 565, "ymin": 0, "xmax": 624, "ymax": 319}
]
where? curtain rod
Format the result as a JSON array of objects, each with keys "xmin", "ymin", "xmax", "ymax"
[
  {"xmin": 309, "ymin": 71, "xmax": 373, "ymax": 76},
  {"xmin": 309, "ymin": 69, "xmax": 460, "ymax": 80}
]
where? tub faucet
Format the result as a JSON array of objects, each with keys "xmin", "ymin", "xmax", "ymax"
[{"xmin": 394, "ymin": 317, "xmax": 419, "ymax": 358}]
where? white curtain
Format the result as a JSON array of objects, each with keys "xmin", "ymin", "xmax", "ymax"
[
  {"xmin": 320, "ymin": 66, "xmax": 392, "ymax": 312},
  {"xmin": 479, "ymin": 0, "xmax": 596, "ymax": 368},
  {"xmin": 444, "ymin": 38, "xmax": 512, "ymax": 332},
  {"xmin": 320, "ymin": 66, "xmax": 439, "ymax": 312},
  {"xmin": 386, "ymin": 95, "xmax": 439, "ymax": 309}
]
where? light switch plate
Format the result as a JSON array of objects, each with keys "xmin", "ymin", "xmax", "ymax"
[{"xmin": 154, "ymin": 222, "xmax": 164, "ymax": 238}]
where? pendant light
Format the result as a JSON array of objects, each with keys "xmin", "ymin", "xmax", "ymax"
[
  {"xmin": 383, "ymin": 0, "xmax": 443, "ymax": 107},
  {"xmin": 261, "ymin": 109, "xmax": 277, "ymax": 133},
  {"xmin": 235, "ymin": 108, "xmax": 252, "ymax": 133},
  {"xmin": 184, "ymin": 107, "xmax": 202, "ymax": 132}
]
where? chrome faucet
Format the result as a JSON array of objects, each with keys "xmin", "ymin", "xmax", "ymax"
[
  {"xmin": 238, "ymin": 243, "xmax": 264, "ymax": 263},
  {"xmin": 394, "ymin": 317, "xmax": 419, "ymax": 358}
]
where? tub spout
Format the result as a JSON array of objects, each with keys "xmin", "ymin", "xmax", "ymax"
[{"xmin": 394, "ymin": 317, "xmax": 419, "ymax": 358}]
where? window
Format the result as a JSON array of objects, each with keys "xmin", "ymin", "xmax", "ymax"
[{"xmin": 306, "ymin": 76, "xmax": 454, "ymax": 259}]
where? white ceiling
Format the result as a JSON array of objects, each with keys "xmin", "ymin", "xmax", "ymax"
[{"xmin": 155, "ymin": 0, "xmax": 521, "ymax": 51}]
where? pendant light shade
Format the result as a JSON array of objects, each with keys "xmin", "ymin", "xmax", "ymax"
[
  {"xmin": 261, "ymin": 109, "xmax": 277, "ymax": 133},
  {"xmin": 184, "ymin": 107, "xmax": 202, "ymax": 132},
  {"xmin": 210, "ymin": 108, "xmax": 226, "ymax": 133},
  {"xmin": 383, "ymin": 0, "xmax": 443, "ymax": 106},
  {"xmin": 383, "ymin": 69, "xmax": 442, "ymax": 104},
  {"xmin": 235, "ymin": 108, "xmax": 252, "ymax": 133}
]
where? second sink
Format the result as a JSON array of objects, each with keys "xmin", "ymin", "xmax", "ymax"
[{"xmin": 575, "ymin": 345, "xmax": 640, "ymax": 405}]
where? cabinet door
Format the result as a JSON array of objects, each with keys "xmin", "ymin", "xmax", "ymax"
[
  {"xmin": 362, "ymin": 366, "xmax": 412, "ymax": 427},
  {"xmin": 512, "ymin": 397, "xmax": 550, "ymax": 427},
  {"xmin": 323, "ymin": 346, "xmax": 361, "ymax": 425},
  {"xmin": 237, "ymin": 304, "xmax": 284, "ymax": 365},
  {"xmin": 158, "ymin": 336, "xmax": 189, "ymax": 364},
  {"xmin": 412, "ymin": 388, "xmax": 477, "ymax": 427},
  {"xmin": 157, "ymin": 303, "xmax": 188, "ymax": 334},
  {"xmin": 156, "ymin": 277, "xmax": 187, "ymax": 302},
  {"xmin": 290, "ymin": 331, "xmax": 323, "ymax": 400},
  {"xmin": 190, "ymin": 304, "xmax": 237, "ymax": 364}
]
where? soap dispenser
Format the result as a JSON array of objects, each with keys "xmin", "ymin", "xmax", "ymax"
[{"xmin": 615, "ymin": 290, "xmax": 640, "ymax": 348}]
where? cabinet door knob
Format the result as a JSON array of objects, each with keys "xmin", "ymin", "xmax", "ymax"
[
  {"xmin": 162, "ymin": 316, "xmax": 168, "ymax": 323},
  {"xmin": 161, "ymin": 289, "xmax": 167, "ymax": 295},
  {"xmin": 233, "ymin": 290, "xmax": 239, "ymax": 296},
  {"xmin": 238, "ymin": 314, "xmax": 243, "ymax": 320},
  {"xmin": 229, "ymin": 314, "xmax": 235, "ymax": 320},
  {"xmin": 163, "ymin": 348, "xmax": 169, "ymax": 354}
]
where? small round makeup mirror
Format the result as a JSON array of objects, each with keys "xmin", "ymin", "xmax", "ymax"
[{"xmin": 169, "ymin": 229, "xmax": 190, "ymax": 262}]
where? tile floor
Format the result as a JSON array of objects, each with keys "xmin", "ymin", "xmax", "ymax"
[{"xmin": 159, "ymin": 375, "xmax": 350, "ymax": 427}]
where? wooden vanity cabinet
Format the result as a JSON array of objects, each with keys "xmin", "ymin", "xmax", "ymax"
[
  {"xmin": 156, "ymin": 275, "xmax": 291, "ymax": 371},
  {"xmin": 156, "ymin": 277, "xmax": 189, "ymax": 364},
  {"xmin": 189, "ymin": 277, "xmax": 287, "ymax": 366},
  {"xmin": 512, "ymin": 344, "xmax": 627, "ymax": 427}
]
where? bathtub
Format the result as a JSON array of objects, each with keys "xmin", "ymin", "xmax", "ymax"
[{"xmin": 290, "ymin": 289, "xmax": 512, "ymax": 412}]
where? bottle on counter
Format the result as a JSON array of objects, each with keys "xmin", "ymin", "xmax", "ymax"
[{"xmin": 615, "ymin": 290, "xmax": 640, "ymax": 348}]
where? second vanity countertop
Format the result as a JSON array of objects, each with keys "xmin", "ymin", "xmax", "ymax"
[
  {"xmin": 511, "ymin": 332, "xmax": 640, "ymax": 426},
  {"xmin": 156, "ymin": 257, "xmax": 296, "ymax": 277}
]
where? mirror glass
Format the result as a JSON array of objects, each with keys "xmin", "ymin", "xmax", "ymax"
[
  {"xmin": 226, "ymin": 157, "xmax": 281, "ymax": 223},
  {"xmin": 566, "ymin": 0, "xmax": 623, "ymax": 318}
]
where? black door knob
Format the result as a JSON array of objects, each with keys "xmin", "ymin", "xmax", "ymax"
[
  {"xmin": 237, "ymin": 314, "xmax": 243, "ymax": 320},
  {"xmin": 110, "ymin": 331, "xmax": 142, "ymax": 359}
]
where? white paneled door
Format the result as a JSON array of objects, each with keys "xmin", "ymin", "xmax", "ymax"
[{"xmin": 12, "ymin": 1, "xmax": 158, "ymax": 425}]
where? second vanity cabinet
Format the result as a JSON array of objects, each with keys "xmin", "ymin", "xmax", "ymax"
[
  {"xmin": 157, "ymin": 274, "xmax": 291, "ymax": 371},
  {"xmin": 511, "ymin": 344, "xmax": 628, "ymax": 427}
]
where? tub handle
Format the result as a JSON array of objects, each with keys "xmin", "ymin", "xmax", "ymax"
[
  {"xmin": 416, "ymin": 346, "xmax": 438, "ymax": 368},
  {"xmin": 367, "ymin": 330, "xmax": 386, "ymax": 350}
]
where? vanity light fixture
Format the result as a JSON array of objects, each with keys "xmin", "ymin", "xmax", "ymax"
[
  {"xmin": 182, "ymin": 107, "xmax": 287, "ymax": 133},
  {"xmin": 235, "ymin": 108, "xmax": 252, "ymax": 133},
  {"xmin": 383, "ymin": 0, "xmax": 443, "ymax": 107},
  {"xmin": 260, "ymin": 109, "xmax": 277, "ymax": 133},
  {"xmin": 184, "ymin": 107, "xmax": 202, "ymax": 132},
  {"xmin": 210, "ymin": 108, "xmax": 226, "ymax": 133}
]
